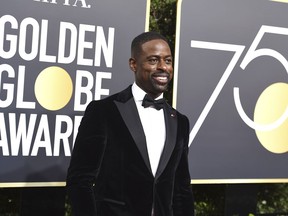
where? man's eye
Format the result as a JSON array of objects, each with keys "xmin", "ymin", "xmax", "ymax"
[
  {"xmin": 165, "ymin": 59, "xmax": 172, "ymax": 64},
  {"xmin": 148, "ymin": 58, "xmax": 158, "ymax": 64}
]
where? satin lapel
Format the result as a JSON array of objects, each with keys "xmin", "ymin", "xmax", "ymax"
[
  {"xmin": 114, "ymin": 97, "xmax": 152, "ymax": 174},
  {"xmin": 155, "ymin": 103, "xmax": 177, "ymax": 179}
]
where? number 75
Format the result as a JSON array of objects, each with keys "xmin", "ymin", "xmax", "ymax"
[{"xmin": 189, "ymin": 25, "xmax": 288, "ymax": 146}]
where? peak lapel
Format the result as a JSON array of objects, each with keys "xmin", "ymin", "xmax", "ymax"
[
  {"xmin": 114, "ymin": 88, "xmax": 152, "ymax": 174},
  {"xmin": 155, "ymin": 103, "xmax": 178, "ymax": 179}
]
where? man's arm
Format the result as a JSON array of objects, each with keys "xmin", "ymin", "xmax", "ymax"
[
  {"xmin": 173, "ymin": 115, "xmax": 195, "ymax": 216},
  {"xmin": 66, "ymin": 101, "xmax": 107, "ymax": 216}
]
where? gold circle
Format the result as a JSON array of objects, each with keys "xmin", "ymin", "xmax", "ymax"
[
  {"xmin": 34, "ymin": 66, "xmax": 73, "ymax": 111},
  {"xmin": 254, "ymin": 82, "xmax": 288, "ymax": 153}
]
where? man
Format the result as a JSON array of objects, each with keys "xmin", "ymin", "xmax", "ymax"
[{"xmin": 66, "ymin": 32, "xmax": 194, "ymax": 216}]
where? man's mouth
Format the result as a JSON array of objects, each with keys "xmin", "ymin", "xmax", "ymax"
[{"xmin": 152, "ymin": 72, "xmax": 170, "ymax": 84}]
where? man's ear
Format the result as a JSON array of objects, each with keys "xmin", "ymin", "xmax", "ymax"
[{"xmin": 129, "ymin": 58, "xmax": 136, "ymax": 72}]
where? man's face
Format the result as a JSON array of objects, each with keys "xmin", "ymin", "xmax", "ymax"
[{"xmin": 129, "ymin": 39, "xmax": 173, "ymax": 98}]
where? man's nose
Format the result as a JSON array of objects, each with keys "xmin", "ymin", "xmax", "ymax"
[{"xmin": 157, "ymin": 59, "xmax": 167, "ymax": 70}]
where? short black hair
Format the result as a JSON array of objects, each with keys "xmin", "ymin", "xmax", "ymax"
[{"xmin": 131, "ymin": 32, "xmax": 170, "ymax": 58}]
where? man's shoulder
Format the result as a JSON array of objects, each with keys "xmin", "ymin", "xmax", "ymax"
[
  {"xmin": 86, "ymin": 85, "xmax": 132, "ymax": 107},
  {"xmin": 165, "ymin": 102, "xmax": 186, "ymax": 117},
  {"xmin": 172, "ymin": 107, "xmax": 189, "ymax": 123}
]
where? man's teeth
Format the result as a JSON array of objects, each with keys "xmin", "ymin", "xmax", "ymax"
[{"xmin": 155, "ymin": 76, "xmax": 167, "ymax": 81}]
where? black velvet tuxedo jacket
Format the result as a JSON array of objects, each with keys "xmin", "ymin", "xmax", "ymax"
[{"xmin": 66, "ymin": 86, "xmax": 194, "ymax": 216}]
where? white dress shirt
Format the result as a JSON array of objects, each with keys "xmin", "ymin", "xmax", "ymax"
[{"xmin": 132, "ymin": 83, "xmax": 166, "ymax": 176}]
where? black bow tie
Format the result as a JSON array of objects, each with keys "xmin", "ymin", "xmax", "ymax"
[{"xmin": 142, "ymin": 94, "xmax": 165, "ymax": 110}]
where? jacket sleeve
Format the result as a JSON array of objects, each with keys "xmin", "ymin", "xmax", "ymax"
[
  {"xmin": 173, "ymin": 114, "xmax": 195, "ymax": 216},
  {"xmin": 66, "ymin": 101, "xmax": 107, "ymax": 216}
]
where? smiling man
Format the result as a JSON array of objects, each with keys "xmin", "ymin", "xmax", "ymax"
[{"xmin": 66, "ymin": 32, "xmax": 195, "ymax": 216}]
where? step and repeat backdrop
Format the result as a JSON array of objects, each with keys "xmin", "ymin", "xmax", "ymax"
[
  {"xmin": 2, "ymin": 0, "xmax": 287, "ymax": 187},
  {"xmin": 0, "ymin": 0, "xmax": 149, "ymax": 187},
  {"xmin": 174, "ymin": 0, "xmax": 288, "ymax": 183}
]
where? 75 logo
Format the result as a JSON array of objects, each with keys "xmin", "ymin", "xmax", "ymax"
[{"xmin": 189, "ymin": 25, "xmax": 288, "ymax": 153}]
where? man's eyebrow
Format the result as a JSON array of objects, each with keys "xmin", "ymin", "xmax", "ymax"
[
  {"xmin": 146, "ymin": 55, "xmax": 160, "ymax": 59},
  {"xmin": 147, "ymin": 54, "xmax": 172, "ymax": 58}
]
